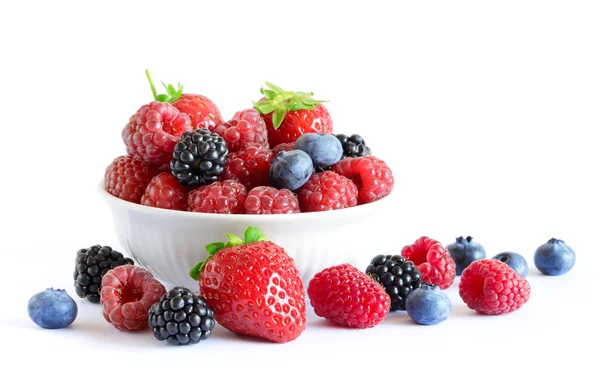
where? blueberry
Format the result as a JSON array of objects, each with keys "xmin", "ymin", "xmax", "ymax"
[
  {"xmin": 492, "ymin": 252, "xmax": 529, "ymax": 277},
  {"xmin": 269, "ymin": 150, "xmax": 313, "ymax": 191},
  {"xmin": 405, "ymin": 285, "xmax": 451, "ymax": 325},
  {"xmin": 28, "ymin": 289, "xmax": 78, "ymax": 329},
  {"xmin": 295, "ymin": 133, "xmax": 343, "ymax": 168},
  {"xmin": 447, "ymin": 236, "xmax": 486, "ymax": 275},
  {"xmin": 534, "ymin": 238, "xmax": 576, "ymax": 276}
]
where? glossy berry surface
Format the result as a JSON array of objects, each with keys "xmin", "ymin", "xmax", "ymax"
[
  {"xmin": 332, "ymin": 155, "xmax": 394, "ymax": 204},
  {"xmin": 295, "ymin": 133, "xmax": 343, "ymax": 168},
  {"xmin": 149, "ymin": 286, "xmax": 216, "ymax": 346},
  {"xmin": 172, "ymin": 93, "xmax": 223, "ymax": 131},
  {"xmin": 534, "ymin": 238, "xmax": 576, "ymax": 276},
  {"xmin": 213, "ymin": 109, "xmax": 269, "ymax": 152},
  {"xmin": 336, "ymin": 134, "xmax": 372, "ymax": 158},
  {"xmin": 28, "ymin": 289, "xmax": 78, "ymax": 329},
  {"xmin": 298, "ymin": 171, "xmax": 358, "ymax": 212},
  {"xmin": 366, "ymin": 254, "xmax": 421, "ymax": 311},
  {"xmin": 492, "ymin": 252, "xmax": 529, "ymax": 277},
  {"xmin": 104, "ymin": 155, "xmax": 156, "ymax": 203},
  {"xmin": 269, "ymin": 150, "xmax": 314, "ymax": 191},
  {"xmin": 401, "ymin": 236, "xmax": 456, "ymax": 289},
  {"xmin": 406, "ymin": 284, "xmax": 451, "ymax": 325},
  {"xmin": 101, "ymin": 265, "xmax": 166, "ymax": 331},
  {"xmin": 459, "ymin": 259, "xmax": 531, "ymax": 315},
  {"xmin": 244, "ymin": 186, "xmax": 300, "ymax": 214},
  {"xmin": 308, "ymin": 264, "xmax": 390, "ymax": 329},
  {"xmin": 141, "ymin": 172, "xmax": 188, "ymax": 211},
  {"xmin": 221, "ymin": 144, "xmax": 273, "ymax": 190},
  {"xmin": 447, "ymin": 236, "xmax": 487, "ymax": 275},
  {"xmin": 188, "ymin": 180, "xmax": 247, "ymax": 214},
  {"xmin": 271, "ymin": 142, "xmax": 295, "ymax": 156}
]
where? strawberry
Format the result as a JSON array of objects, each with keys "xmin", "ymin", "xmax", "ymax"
[
  {"xmin": 253, "ymin": 82, "xmax": 333, "ymax": 146},
  {"xmin": 190, "ymin": 227, "xmax": 306, "ymax": 343}
]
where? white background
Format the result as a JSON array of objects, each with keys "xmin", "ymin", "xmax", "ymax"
[{"xmin": 1, "ymin": 0, "xmax": 599, "ymax": 376}]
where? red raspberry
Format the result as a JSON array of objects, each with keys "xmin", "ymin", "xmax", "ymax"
[
  {"xmin": 244, "ymin": 186, "xmax": 300, "ymax": 214},
  {"xmin": 122, "ymin": 101, "xmax": 192, "ymax": 165},
  {"xmin": 332, "ymin": 156, "xmax": 394, "ymax": 204},
  {"xmin": 220, "ymin": 144, "xmax": 273, "ymax": 190},
  {"xmin": 401, "ymin": 236, "xmax": 457, "ymax": 289},
  {"xmin": 100, "ymin": 265, "xmax": 166, "ymax": 331},
  {"xmin": 459, "ymin": 259, "xmax": 531, "ymax": 315},
  {"xmin": 141, "ymin": 172, "xmax": 188, "ymax": 211},
  {"xmin": 188, "ymin": 180, "xmax": 247, "ymax": 214},
  {"xmin": 172, "ymin": 93, "xmax": 223, "ymax": 131},
  {"xmin": 307, "ymin": 264, "xmax": 390, "ymax": 328},
  {"xmin": 297, "ymin": 171, "xmax": 358, "ymax": 212},
  {"xmin": 104, "ymin": 156, "xmax": 156, "ymax": 203},
  {"xmin": 271, "ymin": 142, "xmax": 295, "ymax": 156},
  {"xmin": 213, "ymin": 109, "xmax": 269, "ymax": 152}
]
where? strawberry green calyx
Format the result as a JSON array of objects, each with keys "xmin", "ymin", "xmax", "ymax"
[
  {"xmin": 252, "ymin": 82, "xmax": 326, "ymax": 129},
  {"xmin": 189, "ymin": 226, "xmax": 268, "ymax": 280},
  {"xmin": 145, "ymin": 69, "xmax": 184, "ymax": 103}
]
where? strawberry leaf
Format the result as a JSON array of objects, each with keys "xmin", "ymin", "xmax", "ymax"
[
  {"xmin": 189, "ymin": 261, "xmax": 205, "ymax": 281},
  {"xmin": 244, "ymin": 226, "xmax": 268, "ymax": 244},
  {"xmin": 253, "ymin": 101, "xmax": 277, "ymax": 114},
  {"xmin": 145, "ymin": 70, "xmax": 184, "ymax": 104},
  {"xmin": 226, "ymin": 233, "xmax": 243, "ymax": 247},
  {"xmin": 205, "ymin": 242, "xmax": 226, "ymax": 256},
  {"xmin": 272, "ymin": 108, "xmax": 286, "ymax": 129}
]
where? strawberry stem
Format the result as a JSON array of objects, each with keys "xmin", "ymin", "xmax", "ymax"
[{"xmin": 145, "ymin": 69, "xmax": 184, "ymax": 103}]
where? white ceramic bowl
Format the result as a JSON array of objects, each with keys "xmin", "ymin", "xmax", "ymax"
[{"xmin": 99, "ymin": 182, "xmax": 397, "ymax": 288}]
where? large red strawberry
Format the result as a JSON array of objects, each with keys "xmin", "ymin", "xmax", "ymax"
[
  {"xmin": 253, "ymin": 82, "xmax": 333, "ymax": 146},
  {"xmin": 190, "ymin": 227, "xmax": 306, "ymax": 343}
]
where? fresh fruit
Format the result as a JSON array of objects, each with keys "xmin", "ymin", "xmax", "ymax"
[
  {"xmin": 366, "ymin": 254, "xmax": 422, "ymax": 311},
  {"xmin": 336, "ymin": 134, "xmax": 372, "ymax": 158},
  {"xmin": 332, "ymin": 155, "xmax": 394, "ymax": 204},
  {"xmin": 459, "ymin": 259, "xmax": 531, "ymax": 315},
  {"xmin": 73, "ymin": 245, "xmax": 134, "ymax": 303},
  {"xmin": 405, "ymin": 284, "xmax": 451, "ymax": 325},
  {"xmin": 297, "ymin": 171, "xmax": 358, "ymax": 212},
  {"xmin": 188, "ymin": 180, "xmax": 247, "ymax": 214},
  {"xmin": 173, "ymin": 94, "xmax": 223, "ymax": 131},
  {"xmin": 401, "ymin": 237, "xmax": 456, "ymax": 289},
  {"xmin": 213, "ymin": 109, "xmax": 269, "ymax": 152},
  {"xmin": 307, "ymin": 263, "xmax": 390, "ymax": 329},
  {"xmin": 101, "ymin": 265, "xmax": 166, "ymax": 331},
  {"xmin": 447, "ymin": 236, "xmax": 487, "ymax": 275},
  {"xmin": 141, "ymin": 172, "xmax": 188, "ymax": 211},
  {"xmin": 269, "ymin": 150, "xmax": 314, "ymax": 191},
  {"xmin": 244, "ymin": 186, "xmax": 300, "ymax": 214},
  {"xmin": 104, "ymin": 156, "xmax": 156, "ymax": 203},
  {"xmin": 28, "ymin": 289, "xmax": 78, "ymax": 329},
  {"xmin": 221, "ymin": 144, "xmax": 273, "ymax": 190},
  {"xmin": 253, "ymin": 82, "xmax": 333, "ymax": 146},
  {"xmin": 191, "ymin": 227, "xmax": 306, "ymax": 343},
  {"xmin": 492, "ymin": 252, "xmax": 529, "ymax": 277},
  {"xmin": 148, "ymin": 286, "xmax": 216, "ymax": 346},
  {"xmin": 534, "ymin": 238, "xmax": 576, "ymax": 276},
  {"xmin": 271, "ymin": 142, "xmax": 295, "ymax": 156},
  {"xmin": 170, "ymin": 129, "xmax": 229, "ymax": 187},
  {"xmin": 295, "ymin": 133, "xmax": 343, "ymax": 168}
]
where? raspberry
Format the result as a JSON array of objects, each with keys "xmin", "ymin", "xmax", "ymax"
[
  {"xmin": 297, "ymin": 171, "xmax": 358, "ymax": 212},
  {"xmin": 271, "ymin": 143, "xmax": 295, "ymax": 156},
  {"xmin": 100, "ymin": 265, "xmax": 166, "ymax": 331},
  {"xmin": 244, "ymin": 186, "xmax": 300, "ymax": 214},
  {"xmin": 401, "ymin": 237, "xmax": 457, "ymax": 290},
  {"xmin": 213, "ymin": 109, "xmax": 269, "ymax": 152},
  {"xmin": 122, "ymin": 101, "xmax": 192, "ymax": 165},
  {"xmin": 307, "ymin": 264, "xmax": 390, "ymax": 328},
  {"xmin": 332, "ymin": 156, "xmax": 394, "ymax": 204},
  {"xmin": 220, "ymin": 144, "xmax": 273, "ymax": 190},
  {"xmin": 104, "ymin": 156, "xmax": 156, "ymax": 203},
  {"xmin": 141, "ymin": 172, "xmax": 188, "ymax": 211},
  {"xmin": 172, "ymin": 93, "xmax": 223, "ymax": 131},
  {"xmin": 459, "ymin": 259, "xmax": 531, "ymax": 315},
  {"xmin": 188, "ymin": 180, "xmax": 247, "ymax": 214}
]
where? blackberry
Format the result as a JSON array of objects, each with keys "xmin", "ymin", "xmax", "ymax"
[
  {"xmin": 336, "ymin": 134, "xmax": 372, "ymax": 158},
  {"xmin": 149, "ymin": 286, "xmax": 215, "ymax": 346},
  {"xmin": 366, "ymin": 254, "xmax": 421, "ymax": 311},
  {"xmin": 170, "ymin": 128, "xmax": 229, "ymax": 187},
  {"xmin": 73, "ymin": 245, "xmax": 134, "ymax": 303}
]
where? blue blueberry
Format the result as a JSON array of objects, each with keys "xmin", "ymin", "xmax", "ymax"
[
  {"xmin": 447, "ymin": 236, "xmax": 486, "ymax": 275},
  {"xmin": 295, "ymin": 133, "xmax": 343, "ymax": 168},
  {"xmin": 28, "ymin": 288, "xmax": 78, "ymax": 329},
  {"xmin": 405, "ymin": 285, "xmax": 451, "ymax": 325},
  {"xmin": 269, "ymin": 150, "xmax": 313, "ymax": 190},
  {"xmin": 492, "ymin": 252, "xmax": 529, "ymax": 277},
  {"xmin": 534, "ymin": 238, "xmax": 576, "ymax": 276}
]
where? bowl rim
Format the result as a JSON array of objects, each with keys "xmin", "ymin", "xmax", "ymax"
[{"xmin": 98, "ymin": 180, "xmax": 395, "ymax": 221}]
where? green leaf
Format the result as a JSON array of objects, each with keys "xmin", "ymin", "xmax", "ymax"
[
  {"xmin": 146, "ymin": 69, "xmax": 159, "ymax": 100},
  {"xmin": 226, "ymin": 233, "xmax": 243, "ymax": 247},
  {"xmin": 174, "ymin": 82, "xmax": 184, "ymax": 101},
  {"xmin": 253, "ymin": 101, "xmax": 276, "ymax": 114},
  {"xmin": 244, "ymin": 226, "xmax": 268, "ymax": 244},
  {"xmin": 265, "ymin": 81, "xmax": 284, "ymax": 93},
  {"xmin": 168, "ymin": 84, "xmax": 176, "ymax": 96},
  {"xmin": 156, "ymin": 94, "xmax": 169, "ymax": 102},
  {"xmin": 272, "ymin": 107, "xmax": 286, "ymax": 128},
  {"xmin": 260, "ymin": 88, "xmax": 277, "ymax": 100},
  {"xmin": 205, "ymin": 242, "xmax": 226, "ymax": 256},
  {"xmin": 189, "ymin": 261, "xmax": 204, "ymax": 281}
]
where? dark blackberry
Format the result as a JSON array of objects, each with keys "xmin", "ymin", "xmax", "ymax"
[
  {"xmin": 149, "ymin": 286, "xmax": 215, "ymax": 346},
  {"xmin": 170, "ymin": 128, "xmax": 229, "ymax": 187},
  {"xmin": 366, "ymin": 254, "xmax": 421, "ymax": 311},
  {"xmin": 73, "ymin": 245, "xmax": 134, "ymax": 303},
  {"xmin": 336, "ymin": 134, "xmax": 372, "ymax": 158}
]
